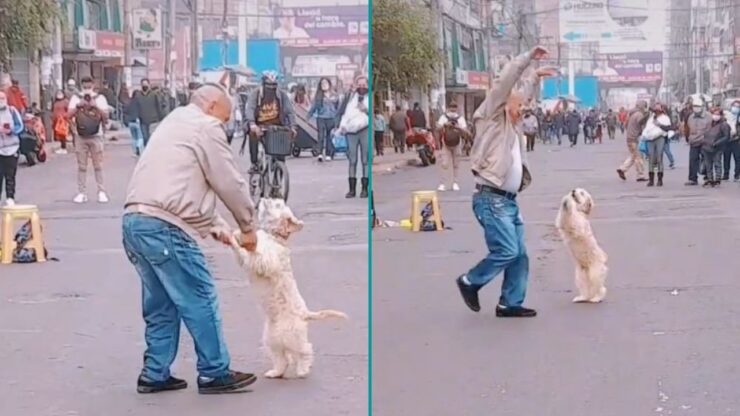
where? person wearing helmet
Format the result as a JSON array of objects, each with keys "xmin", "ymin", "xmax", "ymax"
[{"xmin": 242, "ymin": 71, "xmax": 296, "ymax": 172}]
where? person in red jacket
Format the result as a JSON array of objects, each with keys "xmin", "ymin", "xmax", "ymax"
[
  {"xmin": 52, "ymin": 91, "xmax": 71, "ymax": 154},
  {"xmin": 5, "ymin": 80, "xmax": 28, "ymax": 114}
]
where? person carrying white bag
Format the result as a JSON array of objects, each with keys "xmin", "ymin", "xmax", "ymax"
[{"xmin": 640, "ymin": 103, "xmax": 675, "ymax": 187}]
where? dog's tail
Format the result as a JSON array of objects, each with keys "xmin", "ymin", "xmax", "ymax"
[{"xmin": 304, "ymin": 309, "xmax": 348, "ymax": 321}]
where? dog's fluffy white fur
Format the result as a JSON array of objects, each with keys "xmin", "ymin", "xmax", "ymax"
[
  {"xmin": 215, "ymin": 199, "xmax": 347, "ymax": 379},
  {"xmin": 555, "ymin": 188, "xmax": 608, "ymax": 303}
]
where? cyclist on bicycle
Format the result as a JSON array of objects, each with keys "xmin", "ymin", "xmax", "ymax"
[{"xmin": 243, "ymin": 71, "xmax": 297, "ymax": 173}]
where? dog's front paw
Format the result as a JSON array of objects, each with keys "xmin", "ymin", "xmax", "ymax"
[{"xmin": 264, "ymin": 369, "xmax": 285, "ymax": 379}]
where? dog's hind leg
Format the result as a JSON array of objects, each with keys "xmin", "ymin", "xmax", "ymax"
[
  {"xmin": 587, "ymin": 264, "xmax": 608, "ymax": 303},
  {"xmin": 572, "ymin": 266, "xmax": 590, "ymax": 303},
  {"xmin": 294, "ymin": 342, "xmax": 314, "ymax": 378},
  {"xmin": 264, "ymin": 345, "xmax": 289, "ymax": 378}
]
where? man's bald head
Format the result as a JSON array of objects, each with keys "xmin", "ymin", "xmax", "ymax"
[
  {"xmin": 191, "ymin": 84, "xmax": 232, "ymax": 123},
  {"xmin": 506, "ymin": 91, "xmax": 525, "ymax": 123}
]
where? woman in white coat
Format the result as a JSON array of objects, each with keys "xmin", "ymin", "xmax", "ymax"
[{"xmin": 642, "ymin": 103, "xmax": 675, "ymax": 187}]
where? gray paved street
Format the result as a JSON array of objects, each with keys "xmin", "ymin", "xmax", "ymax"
[
  {"xmin": 0, "ymin": 138, "xmax": 367, "ymax": 415},
  {"xmin": 372, "ymin": 134, "xmax": 740, "ymax": 416}
]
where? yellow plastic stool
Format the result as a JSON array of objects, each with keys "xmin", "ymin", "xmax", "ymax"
[
  {"xmin": 0, "ymin": 205, "xmax": 46, "ymax": 264},
  {"xmin": 410, "ymin": 191, "xmax": 443, "ymax": 232}
]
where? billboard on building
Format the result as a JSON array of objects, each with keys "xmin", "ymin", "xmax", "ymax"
[
  {"xmin": 133, "ymin": 8, "xmax": 163, "ymax": 49},
  {"xmin": 592, "ymin": 52, "xmax": 663, "ymax": 86},
  {"xmin": 273, "ymin": 6, "xmax": 368, "ymax": 47},
  {"xmin": 558, "ymin": 0, "xmax": 666, "ymax": 52}
]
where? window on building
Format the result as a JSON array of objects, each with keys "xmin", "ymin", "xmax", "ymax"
[
  {"xmin": 459, "ymin": 27, "xmax": 475, "ymax": 71},
  {"xmin": 85, "ymin": 0, "xmax": 105, "ymax": 30}
]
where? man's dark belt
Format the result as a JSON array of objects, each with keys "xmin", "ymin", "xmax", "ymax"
[{"xmin": 475, "ymin": 183, "xmax": 517, "ymax": 200}]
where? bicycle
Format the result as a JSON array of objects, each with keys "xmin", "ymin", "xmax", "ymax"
[{"xmin": 247, "ymin": 125, "xmax": 292, "ymax": 206}]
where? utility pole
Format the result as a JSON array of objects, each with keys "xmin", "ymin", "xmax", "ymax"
[
  {"xmin": 191, "ymin": 0, "xmax": 200, "ymax": 80},
  {"xmin": 221, "ymin": 0, "xmax": 229, "ymax": 67},
  {"xmin": 164, "ymin": 0, "xmax": 176, "ymax": 95},
  {"xmin": 238, "ymin": 0, "xmax": 248, "ymax": 68},
  {"xmin": 123, "ymin": 0, "xmax": 131, "ymax": 88},
  {"xmin": 430, "ymin": 0, "xmax": 445, "ymax": 116}
]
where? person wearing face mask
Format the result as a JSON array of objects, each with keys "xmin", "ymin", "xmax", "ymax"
[
  {"xmin": 68, "ymin": 76, "xmax": 110, "ymax": 203},
  {"xmin": 130, "ymin": 78, "xmax": 164, "ymax": 148},
  {"xmin": 308, "ymin": 77, "xmax": 339, "ymax": 161},
  {"xmin": 0, "ymin": 91, "xmax": 24, "ymax": 206},
  {"xmin": 700, "ymin": 107, "xmax": 731, "ymax": 187},
  {"xmin": 685, "ymin": 99, "xmax": 712, "ymax": 186},
  {"xmin": 722, "ymin": 100, "xmax": 740, "ymax": 181},
  {"xmin": 243, "ymin": 71, "xmax": 297, "ymax": 172},
  {"xmin": 52, "ymin": 91, "xmax": 71, "ymax": 154},
  {"xmin": 336, "ymin": 75, "xmax": 370, "ymax": 198},
  {"xmin": 124, "ymin": 84, "xmax": 258, "ymax": 395},
  {"xmin": 455, "ymin": 46, "xmax": 555, "ymax": 319}
]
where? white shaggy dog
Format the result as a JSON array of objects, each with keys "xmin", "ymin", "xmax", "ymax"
[
  {"xmin": 555, "ymin": 188, "xmax": 608, "ymax": 303},
  {"xmin": 216, "ymin": 198, "xmax": 348, "ymax": 379}
]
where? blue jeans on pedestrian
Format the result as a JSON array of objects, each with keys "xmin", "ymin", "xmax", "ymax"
[
  {"xmin": 466, "ymin": 190, "xmax": 529, "ymax": 307},
  {"xmin": 663, "ymin": 138, "xmax": 675, "ymax": 166},
  {"xmin": 128, "ymin": 121, "xmax": 143, "ymax": 155},
  {"xmin": 316, "ymin": 118, "xmax": 335, "ymax": 157},
  {"xmin": 122, "ymin": 213, "xmax": 231, "ymax": 381}
]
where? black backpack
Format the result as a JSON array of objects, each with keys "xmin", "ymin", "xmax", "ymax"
[
  {"xmin": 443, "ymin": 115, "xmax": 463, "ymax": 147},
  {"xmin": 76, "ymin": 107, "xmax": 102, "ymax": 137}
]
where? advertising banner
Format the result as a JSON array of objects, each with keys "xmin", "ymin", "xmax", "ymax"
[
  {"xmin": 133, "ymin": 8, "xmax": 163, "ymax": 49},
  {"xmin": 559, "ymin": 0, "xmax": 666, "ymax": 50},
  {"xmin": 273, "ymin": 6, "xmax": 368, "ymax": 47},
  {"xmin": 592, "ymin": 52, "xmax": 663, "ymax": 85}
]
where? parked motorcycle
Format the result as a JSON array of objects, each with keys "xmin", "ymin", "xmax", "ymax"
[{"xmin": 406, "ymin": 127, "xmax": 436, "ymax": 166}]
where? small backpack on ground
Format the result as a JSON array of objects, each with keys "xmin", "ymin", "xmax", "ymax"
[
  {"xmin": 443, "ymin": 116, "xmax": 463, "ymax": 147},
  {"xmin": 76, "ymin": 107, "xmax": 102, "ymax": 137}
]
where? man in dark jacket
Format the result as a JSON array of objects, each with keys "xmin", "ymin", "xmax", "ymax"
[
  {"xmin": 389, "ymin": 105, "xmax": 407, "ymax": 153},
  {"xmin": 702, "ymin": 107, "xmax": 730, "ymax": 186},
  {"xmin": 553, "ymin": 109, "xmax": 564, "ymax": 145},
  {"xmin": 564, "ymin": 108, "xmax": 581, "ymax": 147},
  {"xmin": 243, "ymin": 71, "xmax": 297, "ymax": 173},
  {"xmin": 99, "ymin": 81, "xmax": 118, "ymax": 119},
  {"xmin": 409, "ymin": 102, "xmax": 427, "ymax": 129},
  {"xmin": 130, "ymin": 78, "xmax": 163, "ymax": 147}
]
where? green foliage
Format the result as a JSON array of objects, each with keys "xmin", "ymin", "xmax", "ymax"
[
  {"xmin": 372, "ymin": 0, "xmax": 440, "ymax": 93},
  {"xmin": 0, "ymin": 0, "xmax": 62, "ymax": 70}
]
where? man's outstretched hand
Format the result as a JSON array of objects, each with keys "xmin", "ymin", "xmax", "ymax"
[{"xmin": 532, "ymin": 46, "xmax": 549, "ymax": 61}]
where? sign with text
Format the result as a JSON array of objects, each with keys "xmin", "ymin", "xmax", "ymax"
[
  {"xmin": 274, "ymin": 6, "xmax": 368, "ymax": 47},
  {"xmin": 133, "ymin": 8, "xmax": 163, "ymax": 49},
  {"xmin": 593, "ymin": 52, "xmax": 663, "ymax": 86}
]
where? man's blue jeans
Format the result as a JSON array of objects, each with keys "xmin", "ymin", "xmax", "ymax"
[
  {"xmin": 466, "ymin": 190, "xmax": 529, "ymax": 307},
  {"xmin": 122, "ymin": 213, "xmax": 231, "ymax": 381},
  {"xmin": 128, "ymin": 121, "xmax": 143, "ymax": 155}
]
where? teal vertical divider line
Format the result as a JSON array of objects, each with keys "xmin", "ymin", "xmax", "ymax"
[{"xmin": 367, "ymin": 0, "xmax": 373, "ymax": 414}]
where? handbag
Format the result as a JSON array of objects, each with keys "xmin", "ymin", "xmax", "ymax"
[{"xmin": 638, "ymin": 138, "xmax": 649, "ymax": 155}]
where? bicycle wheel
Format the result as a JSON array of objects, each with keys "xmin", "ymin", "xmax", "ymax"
[{"xmin": 270, "ymin": 160, "xmax": 290, "ymax": 202}]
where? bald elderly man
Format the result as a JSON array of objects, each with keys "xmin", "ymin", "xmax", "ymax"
[
  {"xmin": 123, "ymin": 84, "xmax": 258, "ymax": 394},
  {"xmin": 455, "ymin": 46, "xmax": 556, "ymax": 318}
]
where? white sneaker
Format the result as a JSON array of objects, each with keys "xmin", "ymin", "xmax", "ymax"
[
  {"xmin": 437, "ymin": 184, "xmax": 446, "ymax": 192},
  {"xmin": 318, "ymin": 155, "xmax": 324, "ymax": 162},
  {"xmin": 73, "ymin": 193, "xmax": 88, "ymax": 204},
  {"xmin": 55, "ymin": 148, "xmax": 68, "ymax": 155},
  {"xmin": 5, "ymin": 198, "xmax": 15, "ymax": 207},
  {"xmin": 325, "ymin": 155, "xmax": 332, "ymax": 161},
  {"xmin": 452, "ymin": 183, "xmax": 460, "ymax": 191},
  {"xmin": 97, "ymin": 192, "xmax": 109, "ymax": 203}
]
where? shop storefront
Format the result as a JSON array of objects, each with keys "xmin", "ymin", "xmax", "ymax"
[
  {"xmin": 63, "ymin": 28, "xmax": 125, "ymax": 88},
  {"xmin": 446, "ymin": 69, "xmax": 489, "ymax": 121}
]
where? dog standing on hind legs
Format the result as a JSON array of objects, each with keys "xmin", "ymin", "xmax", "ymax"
[
  {"xmin": 212, "ymin": 198, "xmax": 348, "ymax": 379},
  {"xmin": 555, "ymin": 188, "xmax": 608, "ymax": 303}
]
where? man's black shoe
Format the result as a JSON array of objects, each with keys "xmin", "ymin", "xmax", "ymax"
[
  {"xmin": 495, "ymin": 305, "xmax": 537, "ymax": 318},
  {"xmin": 198, "ymin": 371, "xmax": 257, "ymax": 394},
  {"xmin": 456, "ymin": 275, "xmax": 480, "ymax": 312},
  {"xmin": 684, "ymin": 181, "xmax": 698, "ymax": 186},
  {"xmin": 137, "ymin": 375, "xmax": 188, "ymax": 394}
]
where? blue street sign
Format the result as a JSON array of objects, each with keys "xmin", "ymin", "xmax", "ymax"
[{"xmin": 564, "ymin": 32, "xmax": 583, "ymax": 41}]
